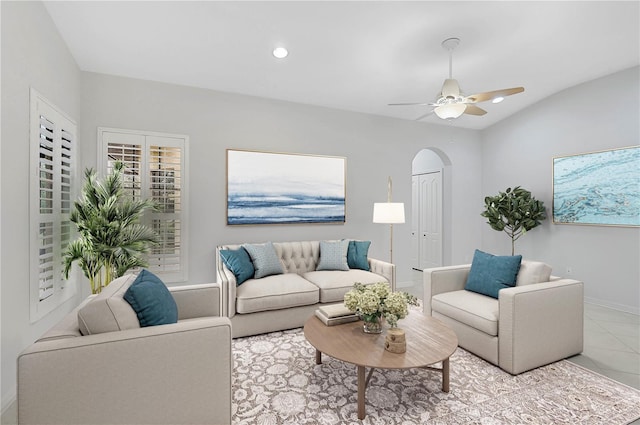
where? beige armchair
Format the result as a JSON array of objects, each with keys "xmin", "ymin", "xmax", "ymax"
[
  {"xmin": 17, "ymin": 276, "xmax": 232, "ymax": 425},
  {"xmin": 423, "ymin": 261, "xmax": 584, "ymax": 374}
]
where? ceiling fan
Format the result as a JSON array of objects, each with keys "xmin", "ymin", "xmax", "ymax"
[{"xmin": 389, "ymin": 37, "xmax": 524, "ymax": 120}]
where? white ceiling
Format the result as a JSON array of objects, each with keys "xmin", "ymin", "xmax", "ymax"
[{"xmin": 44, "ymin": 1, "xmax": 639, "ymax": 130}]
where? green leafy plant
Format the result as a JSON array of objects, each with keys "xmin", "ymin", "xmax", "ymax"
[
  {"xmin": 481, "ymin": 186, "xmax": 546, "ymax": 255},
  {"xmin": 63, "ymin": 162, "xmax": 159, "ymax": 294}
]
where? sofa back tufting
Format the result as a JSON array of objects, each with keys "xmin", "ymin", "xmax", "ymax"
[
  {"xmin": 274, "ymin": 241, "xmax": 321, "ymax": 273},
  {"xmin": 219, "ymin": 241, "xmax": 324, "ymax": 275}
]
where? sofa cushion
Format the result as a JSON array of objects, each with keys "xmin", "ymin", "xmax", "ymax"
[
  {"xmin": 77, "ymin": 274, "xmax": 140, "ymax": 335},
  {"xmin": 516, "ymin": 260, "xmax": 552, "ymax": 286},
  {"xmin": 219, "ymin": 247, "xmax": 255, "ymax": 285},
  {"xmin": 317, "ymin": 240, "xmax": 349, "ymax": 271},
  {"xmin": 243, "ymin": 242, "xmax": 284, "ymax": 279},
  {"xmin": 235, "ymin": 274, "xmax": 319, "ymax": 314},
  {"xmin": 124, "ymin": 269, "xmax": 178, "ymax": 327},
  {"xmin": 303, "ymin": 269, "xmax": 388, "ymax": 303},
  {"xmin": 432, "ymin": 290, "xmax": 499, "ymax": 336},
  {"xmin": 465, "ymin": 249, "xmax": 522, "ymax": 299},
  {"xmin": 347, "ymin": 240, "xmax": 371, "ymax": 271}
]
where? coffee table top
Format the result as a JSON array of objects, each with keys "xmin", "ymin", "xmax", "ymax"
[{"xmin": 304, "ymin": 311, "xmax": 458, "ymax": 369}]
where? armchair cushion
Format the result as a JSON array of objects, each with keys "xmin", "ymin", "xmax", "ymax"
[
  {"xmin": 432, "ymin": 290, "xmax": 499, "ymax": 336},
  {"xmin": 465, "ymin": 249, "xmax": 522, "ymax": 299},
  {"xmin": 124, "ymin": 269, "xmax": 178, "ymax": 327},
  {"xmin": 516, "ymin": 260, "xmax": 552, "ymax": 286},
  {"xmin": 77, "ymin": 274, "xmax": 140, "ymax": 335}
]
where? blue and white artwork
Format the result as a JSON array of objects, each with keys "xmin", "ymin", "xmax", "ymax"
[
  {"xmin": 227, "ymin": 150, "xmax": 346, "ymax": 225},
  {"xmin": 553, "ymin": 146, "xmax": 639, "ymax": 226}
]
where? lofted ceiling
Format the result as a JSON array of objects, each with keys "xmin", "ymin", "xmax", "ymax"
[{"xmin": 44, "ymin": 1, "xmax": 639, "ymax": 130}]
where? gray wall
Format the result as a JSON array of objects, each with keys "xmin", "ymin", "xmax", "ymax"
[
  {"xmin": 480, "ymin": 66, "xmax": 640, "ymax": 314},
  {"xmin": 1, "ymin": 1, "xmax": 83, "ymax": 411},
  {"xmin": 79, "ymin": 72, "xmax": 484, "ymax": 289}
]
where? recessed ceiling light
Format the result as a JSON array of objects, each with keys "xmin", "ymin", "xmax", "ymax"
[
  {"xmin": 492, "ymin": 96, "xmax": 505, "ymax": 104},
  {"xmin": 273, "ymin": 47, "xmax": 288, "ymax": 59}
]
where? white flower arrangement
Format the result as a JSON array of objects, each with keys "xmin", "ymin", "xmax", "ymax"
[{"xmin": 343, "ymin": 282, "xmax": 419, "ymax": 328}]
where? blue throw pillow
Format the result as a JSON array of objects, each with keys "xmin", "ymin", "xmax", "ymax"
[
  {"xmin": 317, "ymin": 240, "xmax": 350, "ymax": 271},
  {"xmin": 124, "ymin": 269, "xmax": 178, "ymax": 327},
  {"xmin": 464, "ymin": 250, "xmax": 523, "ymax": 299},
  {"xmin": 220, "ymin": 247, "xmax": 255, "ymax": 285},
  {"xmin": 347, "ymin": 240, "xmax": 371, "ymax": 271},
  {"xmin": 243, "ymin": 242, "xmax": 284, "ymax": 279}
]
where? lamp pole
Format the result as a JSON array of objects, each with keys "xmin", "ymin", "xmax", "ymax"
[{"xmin": 386, "ymin": 177, "xmax": 394, "ymax": 264}]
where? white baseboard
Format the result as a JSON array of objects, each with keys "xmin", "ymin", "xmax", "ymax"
[{"xmin": 584, "ymin": 297, "xmax": 640, "ymax": 316}]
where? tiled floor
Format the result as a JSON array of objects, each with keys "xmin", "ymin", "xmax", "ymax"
[{"xmin": 3, "ymin": 274, "xmax": 639, "ymax": 424}]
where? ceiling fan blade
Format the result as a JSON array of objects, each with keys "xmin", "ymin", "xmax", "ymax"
[
  {"xmin": 415, "ymin": 110, "xmax": 435, "ymax": 121},
  {"xmin": 466, "ymin": 87, "xmax": 524, "ymax": 103},
  {"xmin": 441, "ymin": 78, "xmax": 460, "ymax": 97},
  {"xmin": 464, "ymin": 105, "xmax": 487, "ymax": 116},
  {"xmin": 388, "ymin": 102, "xmax": 432, "ymax": 106}
]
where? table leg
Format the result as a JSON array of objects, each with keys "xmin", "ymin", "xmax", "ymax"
[
  {"xmin": 442, "ymin": 358, "xmax": 450, "ymax": 392},
  {"xmin": 357, "ymin": 366, "xmax": 366, "ymax": 420},
  {"xmin": 315, "ymin": 349, "xmax": 322, "ymax": 365}
]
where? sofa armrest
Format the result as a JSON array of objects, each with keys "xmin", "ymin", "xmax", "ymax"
[
  {"xmin": 423, "ymin": 264, "xmax": 471, "ymax": 316},
  {"xmin": 499, "ymin": 279, "xmax": 584, "ymax": 374},
  {"xmin": 18, "ymin": 317, "xmax": 232, "ymax": 425},
  {"xmin": 216, "ymin": 247, "xmax": 238, "ymax": 318},
  {"xmin": 368, "ymin": 258, "xmax": 396, "ymax": 290},
  {"xmin": 169, "ymin": 283, "xmax": 222, "ymax": 319}
]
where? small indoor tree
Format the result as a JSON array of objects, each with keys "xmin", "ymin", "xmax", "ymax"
[
  {"xmin": 481, "ymin": 186, "xmax": 546, "ymax": 255},
  {"xmin": 63, "ymin": 162, "xmax": 159, "ymax": 293}
]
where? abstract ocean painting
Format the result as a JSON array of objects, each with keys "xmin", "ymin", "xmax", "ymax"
[
  {"xmin": 227, "ymin": 150, "xmax": 346, "ymax": 225},
  {"xmin": 553, "ymin": 146, "xmax": 639, "ymax": 226}
]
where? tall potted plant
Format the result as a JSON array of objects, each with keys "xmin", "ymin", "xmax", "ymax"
[
  {"xmin": 63, "ymin": 162, "xmax": 159, "ymax": 294},
  {"xmin": 481, "ymin": 186, "xmax": 546, "ymax": 255}
]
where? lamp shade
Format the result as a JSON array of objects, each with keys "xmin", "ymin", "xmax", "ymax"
[{"xmin": 373, "ymin": 202, "xmax": 405, "ymax": 224}]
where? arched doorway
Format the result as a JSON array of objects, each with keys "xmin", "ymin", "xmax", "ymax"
[{"xmin": 411, "ymin": 148, "xmax": 452, "ymax": 269}]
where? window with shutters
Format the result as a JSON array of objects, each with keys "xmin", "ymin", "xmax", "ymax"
[
  {"xmin": 29, "ymin": 89, "xmax": 77, "ymax": 322},
  {"xmin": 98, "ymin": 128, "xmax": 189, "ymax": 283}
]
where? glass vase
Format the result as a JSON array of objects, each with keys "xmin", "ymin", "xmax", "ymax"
[{"xmin": 363, "ymin": 316, "xmax": 383, "ymax": 334}]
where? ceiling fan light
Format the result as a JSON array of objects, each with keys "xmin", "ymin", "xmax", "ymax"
[
  {"xmin": 434, "ymin": 103, "xmax": 466, "ymax": 119},
  {"xmin": 272, "ymin": 47, "xmax": 289, "ymax": 59},
  {"xmin": 492, "ymin": 96, "xmax": 505, "ymax": 104}
]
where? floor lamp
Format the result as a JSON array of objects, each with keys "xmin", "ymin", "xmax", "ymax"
[{"xmin": 373, "ymin": 176, "xmax": 405, "ymax": 267}]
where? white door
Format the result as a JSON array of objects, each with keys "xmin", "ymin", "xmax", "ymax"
[
  {"xmin": 410, "ymin": 176, "xmax": 420, "ymax": 269},
  {"xmin": 418, "ymin": 171, "xmax": 443, "ymax": 269}
]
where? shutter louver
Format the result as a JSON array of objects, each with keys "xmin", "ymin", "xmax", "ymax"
[
  {"xmin": 30, "ymin": 90, "xmax": 77, "ymax": 321},
  {"xmin": 101, "ymin": 129, "xmax": 188, "ymax": 282},
  {"xmin": 38, "ymin": 222, "xmax": 55, "ymax": 301},
  {"xmin": 148, "ymin": 145, "xmax": 183, "ymax": 274}
]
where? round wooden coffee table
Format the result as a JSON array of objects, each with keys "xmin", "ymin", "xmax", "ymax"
[{"xmin": 303, "ymin": 311, "xmax": 458, "ymax": 420}]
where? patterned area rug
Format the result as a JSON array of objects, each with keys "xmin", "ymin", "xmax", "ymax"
[{"xmin": 232, "ymin": 328, "xmax": 640, "ymax": 425}]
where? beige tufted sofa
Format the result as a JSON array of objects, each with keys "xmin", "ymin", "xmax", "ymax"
[{"xmin": 216, "ymin": 240, "xmax": 395, "ymax": 338}]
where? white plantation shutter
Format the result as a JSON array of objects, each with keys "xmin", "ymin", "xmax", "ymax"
[
  {"xmin": 30, "ymin": 89, "xmax": 77, "ymax": 322},
  {"xmin": 99, "ymin": 128, "xmax": 188, "ymax": 283}
]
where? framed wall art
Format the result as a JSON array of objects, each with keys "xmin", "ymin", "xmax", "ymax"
[
  {"xmin": 226, "ymin": 149, "xmax": 346, "ymax": 225},
  {"xmin": 552, "ymin": 146, "xmax": 639, "ymax": 227}
]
